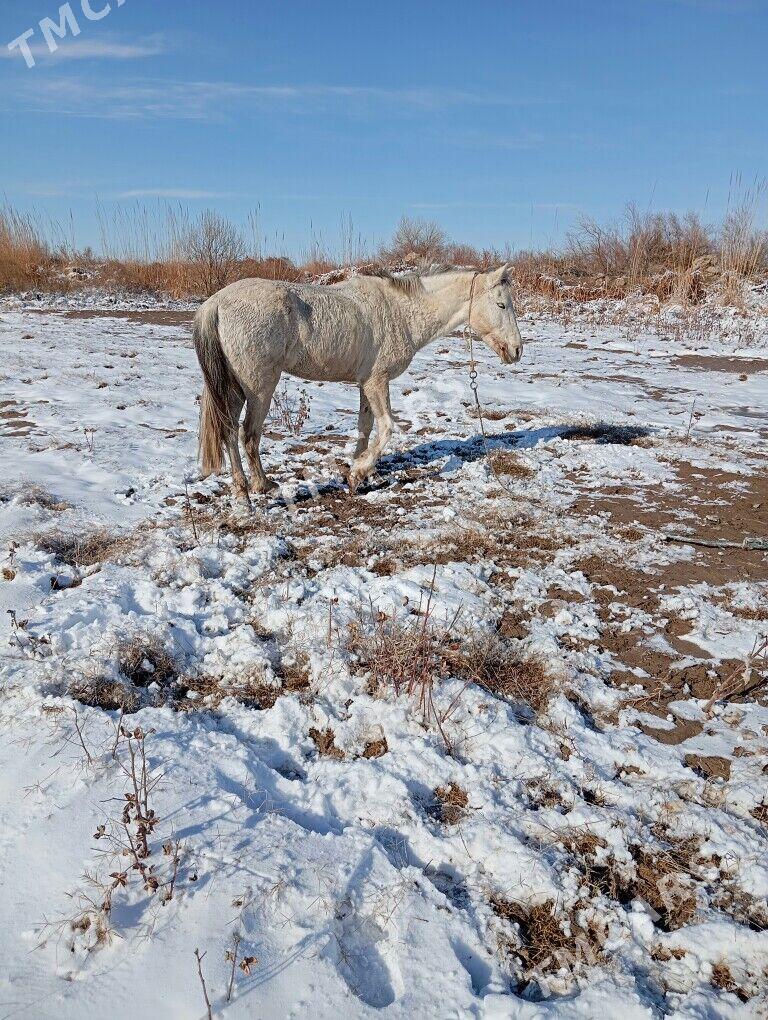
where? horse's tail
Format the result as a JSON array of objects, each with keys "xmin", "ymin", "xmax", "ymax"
[{"xmin": 193, "ymin": 299, "xmax": 235, "ymax": 476}]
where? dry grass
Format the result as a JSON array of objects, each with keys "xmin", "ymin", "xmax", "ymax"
[
  {"xmin": 175, "ymin": 668, "xmax": 281, "ymax": 712},
  {"xmin": 446, "ymin": 634, "xmax": 557, "ymax": 714},
  {"xmin": 4, "ymin": 199, "xmax": 762, "ymax": 305},
  {"xmin": 432, "ymin": 782, "xmax": 469, "ymax": 825},
  {"xmin": 309, "ymin": 726, "xmax": 345, "ymax": 760},
  {"xmin": 117, "ymin": 633, "xmax": 179, "ymax": 688},
  {"xmin": 32, "ymin": 527, "xmax": 138, "ymax": 568},
  {"xmin": 348, "ymin": 610, "xmax": 556, "ymax": 717},
  {"xmin": 491, "ymin": 895, "xmax": 605, "ymax": 985},
  {"xmin": 487, "ymin": 451, "xmax": 534, "ymax": 479},
  {"xmin": 0, "ymin": 205, "xmax": 61, "ymax": 292},
  {"xmin": 710, "ymin": 961, "xmax": 749, "ymax": 1002},
  {"xmin": 68, "ymin": 675, "xmax": 139, "ymax": 713},
  {"xmin": 0, "ymin": 483, "xmax": 71, "ymax": 512}
]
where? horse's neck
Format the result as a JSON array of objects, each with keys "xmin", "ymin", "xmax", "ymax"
[{"xmin": 411, "ymin": 273, "xmax": 475, "ymax": 349}]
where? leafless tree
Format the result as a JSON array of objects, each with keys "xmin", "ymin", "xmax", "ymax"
[{"xmin": 184, "ymin": 210, "xmax": 246, "ymax": 297}]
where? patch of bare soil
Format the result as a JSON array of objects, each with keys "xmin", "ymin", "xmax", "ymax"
[
  {"xmin": 573, "ymin": 461, "xmax": 768, "ymax": 586},
  {"xmin": 670, "ymin": 355, "xmax": 768, "ymax": 375},
  {"xmin": 62, "ymin": 309, "xmax": 195, "ymax": 326},
  {"xmin": 0, "ymin": 399, "xmax": 37, "ymax": 436},
  {"xmin": 575, "ymin": 554, "xmax": 661, "ymax": 613}
]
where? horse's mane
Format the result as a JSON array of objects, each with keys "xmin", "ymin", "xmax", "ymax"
[{"xmin": 326, "ymin": 262, "xmax": 474, "ymax": 296}]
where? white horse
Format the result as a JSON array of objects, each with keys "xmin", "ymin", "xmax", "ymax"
[{"xmin": 193, "ymin": 265, "xmax": 524, "ymax": 504}]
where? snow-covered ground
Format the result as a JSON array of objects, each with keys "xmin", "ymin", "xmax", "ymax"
[{"xmin": 0, "ymin": 297, "xmax": 766, "ymax": 1019}]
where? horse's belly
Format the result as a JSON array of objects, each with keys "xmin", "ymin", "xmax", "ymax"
[{"xmin": 285, "ymin": 336, "xmax": 368, "ymax": 384}]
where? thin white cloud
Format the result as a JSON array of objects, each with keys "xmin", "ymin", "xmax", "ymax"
[
  {"xmin": 1, "ymin": 34, "xmax": 167, "ymax": 62},
  {"xmin": 7, "ymin": 77, "xmax": 558, "ymax": 121},
  {"xmin": 114, "ymin": 188, "xmax": 233, "ymax": 199}
]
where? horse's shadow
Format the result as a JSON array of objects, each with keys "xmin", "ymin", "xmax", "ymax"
[{"xmin": 273, "ymin": 422, "xmax": 650, "ymax": 505}]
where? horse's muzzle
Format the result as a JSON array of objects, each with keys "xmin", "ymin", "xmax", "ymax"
[{"xmin": 501, "ymin": 346, "xmax": 523, "ymax": 365}]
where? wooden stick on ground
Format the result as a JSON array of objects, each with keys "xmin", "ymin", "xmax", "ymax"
[{"xmin": 663, "ymin": 534, "xmax": 768, "ymax": 551}]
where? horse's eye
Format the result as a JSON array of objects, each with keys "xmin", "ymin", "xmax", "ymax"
[{"xmin": 496, "ymin": 302, "xmax": 505, "ymax": 309}]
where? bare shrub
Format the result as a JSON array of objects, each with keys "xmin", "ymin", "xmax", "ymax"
[
  {"xmin": 267, "ymin": 381, "xmax": 312, "ymax": 435},
  {"xmin": 183, "ymin": 210, "xmax": 246, "ymax": 297},
  {"xmin": 43, "ymin": 725, "xmax": 184, "ymax": 955},
  {"xmin": 563, "ymin": 205, "xmax": 715, "ymax": 300},
  {"xmin": 380, "ymin": 216, "xmax": 450, "ymax": 263}
]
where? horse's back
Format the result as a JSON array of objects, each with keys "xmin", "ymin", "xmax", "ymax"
[{"xmin": 211, "ymin": 277, "xmax": 375, "ymax": 384}]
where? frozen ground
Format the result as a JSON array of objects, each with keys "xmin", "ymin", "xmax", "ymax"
[{"xmin": 0, "ymin": 297, "xmax": 766, "ymax": 1019}]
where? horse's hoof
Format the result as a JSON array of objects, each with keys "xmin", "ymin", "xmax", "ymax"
[{"xmin": 252, "ymin": 478, "xmax": 278, "ymax": 496}]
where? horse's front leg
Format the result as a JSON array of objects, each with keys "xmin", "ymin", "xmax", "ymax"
[
  {"xmin": 353, "ymin": 387, "xmax": 374, "ymax": 458},
  {"xmin": 349, "ymin": 376, "xmax": 393, "ymax": 491}
]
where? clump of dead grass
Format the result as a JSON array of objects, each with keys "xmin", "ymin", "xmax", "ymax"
[
  {"xmin": 348, "ymin": 604, "xmax": 557, "ymax": 724},
  {"xmin": 309, "ymin": 726, "xmax": 345, "ymax": 760},
  {"xmin": 488, "ymin": 451, "xmax": 534, "ymax": 479},
  {"xmin": 710, "ymin": 961, "xmax": 749, "ymax": 1002},
  {"xmin": 276, "ymin": 650, "xmax": 312, "ymax": 694},
  {"xmin": 32, "ymin": 527, "xmax": 137, "ymax": 568},
  {"xmin": 347, "ymin": 585, "xmax": 470, "ymax": 749},
  {"xmin": 449, "ymin": 633, "xmax": 557, "ymax": 714},
  {"xmin": 117, "ymin": 633, "xmax": 179, "ymax": 688},
  {"xmin": 432, "ymin": 782, "xmax": 469, "ymax": 825},
  {"xmin": 177, "ymin": 670, "xmax": 280, "ymax": 711},
  {"xmin": 68, "ymin": 675, "xmax": 139, "ymax": 713},
  {"xmin": 491, "ymin": 894, "xmax": 605, "ymax": 989},
  {"xmin": 0, "ymin": 482, "xmax": 71, "ymax": 512}
]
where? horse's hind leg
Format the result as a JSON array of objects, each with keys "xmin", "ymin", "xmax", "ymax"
[
  {"xmin": 242, "ymin": 372, "xmax": 280, "ymax": 495},
  {"xmin": 226, "ymin": 390, "xmax": 250, "ymax": 507}
]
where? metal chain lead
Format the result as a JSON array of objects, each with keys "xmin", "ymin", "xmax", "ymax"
[{"xmin": 464, "ymin": 271, "xmax": 517, "ymax": 496}]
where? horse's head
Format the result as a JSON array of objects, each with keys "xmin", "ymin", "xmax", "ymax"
[{"xmin": 473, "ymin": 264, "xmax": 524, "ymax": 365}]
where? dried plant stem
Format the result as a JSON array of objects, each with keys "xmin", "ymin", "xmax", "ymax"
[
  {"xmin": 70, "ymin": 708, "xmax": 94, "ymax": 765},
  {"xmin": 226, "ymin": 931, "xmax": 242, "ymax": 1002},
  {"xmin": 195, "ymin": 948, "xmax": 213, "ymax": 1020},
  {"xmin": 703, "ymin": 635, "xmax": 768, "ymax": 716},
  {"xmin": 184, "ymin": 481, "xmax": 200, "ymax": 542}
]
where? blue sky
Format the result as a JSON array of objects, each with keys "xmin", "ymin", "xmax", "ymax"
[{"xmin": 1, "ymin": 0, "xmax": 766, "ymax": 257}]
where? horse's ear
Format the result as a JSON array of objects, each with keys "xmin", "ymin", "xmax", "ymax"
[{"xmin": 487, "ymin": 263, "xmax": 511, "ymax": 286}]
